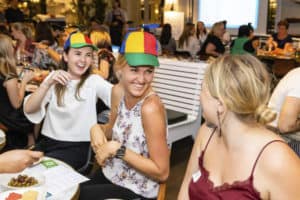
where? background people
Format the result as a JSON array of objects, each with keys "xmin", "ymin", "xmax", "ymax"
[
  {"xmin": 159, "ymin": 23, "xmax": 176, "ymax": 55},
  {"xmin": 230, "ymin": 23, "xmax": 259, "ymax": 55},
  {"xmin": 104, "ymin": 0, "xmax": 127, "ymax": 46},
  {"xmin": 267, "ymin": 20, "xmax": 294, "ymax": 55},
  {"xmin": 0, "ymin": 34, "xmax": 35, "ymax": 150},
  {"xmin": 268, "ymin": 68, "xmax": 300, "ymax": 157},
  {"xmin": 196, "ymin": 21, "xmax": 207, "ymax": 48},
  {"xmin": 5, "ymin": 0, "xmax": 24, "ymax": 23},
  {"xmin": 177, "ymin": 22, "xmax": 200, "ymax": 58},
  {"xmin": 198, "ymin": 21, "xmax": 225, "ymax": 60}
]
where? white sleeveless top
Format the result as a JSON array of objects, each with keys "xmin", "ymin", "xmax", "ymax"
[{"xmin": 103, "ymin": 93, "xmax": 162, "ymax": 198}]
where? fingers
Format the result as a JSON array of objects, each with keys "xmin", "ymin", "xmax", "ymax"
[
  {"xmin": 29, "ymin": 151, "xmax": 44, "ymax": 159},
  {"xmin": 51, "ymin": 70, "xmax": 71, "ymax": 85}
]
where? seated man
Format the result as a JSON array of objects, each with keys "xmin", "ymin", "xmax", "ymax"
[{"xmin": 268, "ymin": 67, "xmax": 300, "ymax": 156}]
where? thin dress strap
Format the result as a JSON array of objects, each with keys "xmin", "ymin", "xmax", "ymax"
[
  {"xmin": 250, "ymin": 140, "xmax": 285, "ymax": 175},
  {"xmin": 203, "ymin": 128, "xmax": 217, "ymax": 153}
]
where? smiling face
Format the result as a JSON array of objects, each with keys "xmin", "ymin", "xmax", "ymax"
[
  {"xmin": 120, "ymin": 64, "xmax": 155, "ymax": 99},
  {"xmin": 63, "ymin": 47, "xmax": 93, "ymax": 79}
]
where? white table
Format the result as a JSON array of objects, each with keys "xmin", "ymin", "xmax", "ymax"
[{"xmin": 0, "ymin": 157, "xmax": 80, "ymax": 200}]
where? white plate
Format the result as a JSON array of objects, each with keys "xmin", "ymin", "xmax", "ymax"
[
  {"xmin": 0, "ymin": 173, "xmax": 45, "ymax": 190},
  {"xmin": 0, "ymin": 187, "xmax": 46, "ymax": 200}
]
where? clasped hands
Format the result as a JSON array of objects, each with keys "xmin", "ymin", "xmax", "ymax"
[{"xmin": 90, "ymin": 124, "xmax": 121, "ymax": 166}]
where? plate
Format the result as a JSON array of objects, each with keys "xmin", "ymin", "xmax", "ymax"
[
  {"xmin": 0, "ymin": 187, "xmax": 45, "ymax": 200},
  {"xmin": 0, "ymin": 173, "xmax": 45, "ymax": 190}
]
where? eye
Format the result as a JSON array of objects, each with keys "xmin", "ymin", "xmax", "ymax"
[
  {"xmin": 146, "ymin": 69, "xmax": 154, "ymax": 74},
  {"xmin": 75, "ymin": 51, "xmax": 81, "ymax": 56},
  {"xmin": 86, "ymin": 52, "xmax": 93, "ymax": 57},
  {"xmin": 130, "ymin": 67, "xmax": 138, "ymax": 72}
]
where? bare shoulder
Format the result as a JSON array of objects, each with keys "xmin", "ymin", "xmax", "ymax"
[
  {"xmin": 141, "ymin": 93, "xmax": 165, "ymax": 115},
  {"xmin": 257, "ymin": 139, "xmax": 300, "ymax": 178},
  {"xmin": 111, "ymin": 84, "xmax": 123, "ymax": 104}
]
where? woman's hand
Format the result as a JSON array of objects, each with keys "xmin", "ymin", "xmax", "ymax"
[
  {"xmin": 21, "ymin": 69, "xmax": 35, "ymax": 84},
  {"xmin": 90, "ymin": 124, "xmax": 107, "ymax": 153},
  {"xmin": 0, "ymin": 150, "xmax": 43, "ymax": 173},
  {"xmin": 95, "ymin": 141, "xmax": 121, "ymax": 166},
  {"xmin": 42, "ymin": 70, "xmax": 71, "ymax": 87}
]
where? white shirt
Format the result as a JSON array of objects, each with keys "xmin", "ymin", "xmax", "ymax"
[
  {"xmin": 268, "ymin": 68, "xmax": 300, "ymax": 140},
  {"xmin": 24, "ymin": 74, "xmax": 112, "ymax": 142},
  {"xmin": 177, "ymin": 36, "xmax": 200, "ymax": 57}
]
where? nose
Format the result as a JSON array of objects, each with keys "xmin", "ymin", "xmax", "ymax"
[{"xmin": 137, "ymin": 72, "xmax": 146, "ymax": 83}]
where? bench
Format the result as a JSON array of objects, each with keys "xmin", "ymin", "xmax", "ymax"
[{"xmin": 153, "ymin": 58, "xmax": 208, "ymax": 144}]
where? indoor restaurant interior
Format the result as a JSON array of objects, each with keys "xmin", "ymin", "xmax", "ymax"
[{"xmin": 0, "ymin": 0, "xmax": 300, "ymax": 200}]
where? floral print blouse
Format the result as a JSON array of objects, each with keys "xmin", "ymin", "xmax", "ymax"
[{"xmin": 102, "ymin": 93, "xmax": 166, "ymax": 198}]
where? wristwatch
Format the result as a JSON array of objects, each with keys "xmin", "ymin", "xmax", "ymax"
[{"xmin": 115, "ymin": 145, "xmax": 126, "ymax": 159}]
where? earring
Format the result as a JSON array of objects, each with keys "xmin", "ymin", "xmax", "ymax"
[{"xmin": 217, "ymin": 111, "xmax": 222, "ymax": 137}]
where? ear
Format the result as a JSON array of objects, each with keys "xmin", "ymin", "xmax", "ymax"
[
  {"xmin": 217, "ymin": 99, "xmax": 226, "ymax": 115},
  {"xmin": 62, "ymin": 52, "xmax": 68, "ymax": 63}
]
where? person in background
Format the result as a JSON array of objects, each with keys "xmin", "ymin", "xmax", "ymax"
[
  {"xmin": 31, "ymin": 22, "xmax": 61, "ymax": 70},
  {"xmin": 0, "ymin": 34, "xmax": 35, "ymax": 150},
  {"xmin": 178, "ymin": 54, "xmax": 300, "ymax": 199},
  {"xmin": 90, "ymin": 30, "xmax": 116, "ymax": 81},
  {"xmin": 33, "ymin": 26, "xmax": 78, "ymax": 67},
  {"xmin": 198, "ymin": 21, "xmax": 225, "ymax": 60},
  {"xmin": 267, "ymin": 20, "xmax": 294, "ymax": 55},
  {"xmin": 0, "ymin": 150, "xmax": 43, "ymax": 173},
  {"xmin": 23, "ymin": 32, "xmax": 112, "ymax": 170},
  {"xmin": 79, "ymin": 31, "xmax": 170, "ymax": 200},
  {"xmin": 159, "ymin": 23, "xmax": 176, "ymax": 55},
  {"xmin": 230, "ymin": 23, "xmax": 259, "ymax": 55},
  {"xmin": 89, "ymin": 16, "xmax": 109, "ymax": 33},
  {"xmin": 221, "ymin": 20, "xmax": 231, "ymax": 45},
  {"xmin": 268, "ymin": 68, "xmax": 300, "ymax": 157},
  {"xmin": 10, "ymin": 22, "xmax": 34, "ymax": 60},
  {"xmin": 177, "ymin": 22, "xmax": 200, "ymax": 58},
  {"xmin": 196, "ymin": 21, "xmax": 207, "ymax": 48},
  {"xmin": 104, "ymin": 0, "xmax": 127, "ymax": 46},
  {"xmin": 5, "ymin": 0, "xmax": 24, "ymax": 24}
]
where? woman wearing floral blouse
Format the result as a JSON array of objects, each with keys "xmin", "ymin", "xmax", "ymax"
[{"xmin": 80, "ymin": 31, "xmax": 170, "ymax": 200}]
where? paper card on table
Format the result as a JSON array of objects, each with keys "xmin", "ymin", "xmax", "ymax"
[
  {"xmin": 41, "ymin": 159, "xmax": 58, "ymax": 169},
  {"xmin": 43, "ymin": 165, "xmax": 89, "ymax": 196}
]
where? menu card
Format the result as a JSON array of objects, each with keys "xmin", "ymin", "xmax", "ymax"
[{"xmin": 43, "ymin": 165, "xmax": 89, "ymax": 197}]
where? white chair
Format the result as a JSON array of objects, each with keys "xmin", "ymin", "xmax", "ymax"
[{"xmin": 153, "ymin": 58, "xmax": 208, "ymax": 144}]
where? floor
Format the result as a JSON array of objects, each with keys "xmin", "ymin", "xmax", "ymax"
[{"xmin": 165, "ymin": 137, "xmax": 194, "ymax": 199}]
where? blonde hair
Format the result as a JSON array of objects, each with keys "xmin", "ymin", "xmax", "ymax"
[
  {"xmin": 11, "ymin": 22, "xmax": 33, "ymax": 40},
  {"xmin": 0, "ymin": 34, "xmax": 17, "ymax": 79},
  {"xmin": 204, "ymin": 54, "xmax": 276, "ymax": 124},
  {"xmin": 209, "ymin": 21, "xmax": 224, "ymax": 37},
  {"xmin": 90, "ymin": 30, "xmax": 111, "ymax": 48},
  {"xmin": 113, "ymin": 54, "xmax": 127, "ymax": 80}
]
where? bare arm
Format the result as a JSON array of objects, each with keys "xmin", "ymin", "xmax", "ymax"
[
  {"xmin": 90, "ymin": 84, "xmax": 123, "ymax": 150},
  {"xmin": 4, "ymin": 70, "xmax": 34, "ymax": 109},
  {"xmin": 278, "ymin": 96, "xmax": 300, "ymax": 133},
  {"xmin": 178, "ymin": 124, "xmax": 209, "ymax": 200},
  {"xmin": 122, "ymin": 95, "xmax": 170, "ymax": 182},
  {"xmin": 24, "ymin": 70, "xmax": 71, "ymax": 114},
  {"xmin": 95, "ymin": 94, "xmax": 170, "ymax": 182},
  {"xmin": 255, "ymin": 142, "xmax": 300, "ymax": 200},
  {"xmin": 205, "ymin": 43, "xmax": 221, "ymax": 57}
]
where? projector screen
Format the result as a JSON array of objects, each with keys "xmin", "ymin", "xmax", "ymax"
[{"xmin": 197, "ymin": 0, "xmax": 268, "ymax": 35}]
